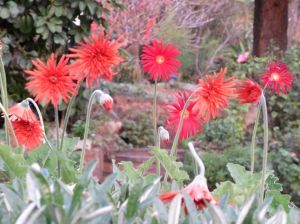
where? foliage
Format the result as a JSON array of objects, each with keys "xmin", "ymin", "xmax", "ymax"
[
  {"xmin": 154, "ymin": 13, "xmax": 196, "ymax": 79},
  {"xmin": 0, "ymin": 161, "xmax": 299, "ymax": 223},
  {"xmin": 0, "ymin": 0, "xmax": 120, "ymax": 101},
  {"xmin": 269, "ymin": 147, "xmax": 300, "ymax": 207},
  {"xmin": 0, "ymin": 138, "xmax": 80, "ymax": 184},
  {"xmin": 198, "ymin": 147, "xmax": 251, "ymax": 189},
  {"xmin": 198, "ymin": 104, "xmax": 247, "ymax": 150},
  {"xmin": 120, "ymin": 111, "xmax": 154, "ymax": 147}
]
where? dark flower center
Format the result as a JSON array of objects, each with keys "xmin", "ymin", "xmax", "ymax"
[{"xmin": 49, "ymin": 76, "xmax": 58, "ymax": 83}]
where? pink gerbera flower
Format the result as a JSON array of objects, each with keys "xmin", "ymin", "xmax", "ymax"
[{"xmin": 165, "ymin": 91, "xmax": 203, "ymax": 140}]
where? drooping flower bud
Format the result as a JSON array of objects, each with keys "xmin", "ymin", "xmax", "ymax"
[
  {"xmin": 99, "ymin": 93, "xmax": 113, "ymax": 112},
  {"xmin": 158, "ymin": 126, "xmax": 169, "ymax": 144}
]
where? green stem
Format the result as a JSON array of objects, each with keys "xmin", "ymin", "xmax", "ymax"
[
  {"xmin": 0, "ymin": 102, "xmax": 18, "ymax": 147},
  {"xmin": 59, "ymin": 95, "xmax": 76, "ymax": 151},
  {"xmin": 169, "ymin": 91, "xmax": 197, "ymax": 157},
  {"xmin": 0, "ymin": 58, "xmax": 9, "ymax": 144},
  {"xmin": 79, "ymin": 90, "xmax": 103, "ymax": 172},
  {"xmin": 250, "ymin": 103, "xmax": 261, "ymax": 174},
  {"xmin": 188, "ymin": 142, "xmax": 205, "ymax": 177},
  {"xmin": 259, "ymin": 94, "xmax": 269, "ymax": 204},
  {"xmin": 164, "ymin": 90, "xmax": 199, "ymax": 183},
  {"xmin": 54, "ymin": 107, "xmax": 60, "ymax": 177},
  {"xmin": 153, "ymin": 77, "xmax": 158, "ymax": 145},
  {"xmin": 156, "ymin": 127, "xmax": 161, "ymax": 177}
]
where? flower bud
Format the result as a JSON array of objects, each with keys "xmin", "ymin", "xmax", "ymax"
[
  {"xmin": 99, "ymin": 93, "xmax": 113, "ymax": 112},
  {"xmin": 158, "ymin": 126, "xmax": 169, "ymax": 144}
]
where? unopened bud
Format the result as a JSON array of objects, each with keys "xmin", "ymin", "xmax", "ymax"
[
  {"xmin": 99, "ymin": 93, "xmax": 113, "ymax": 112},
  {"xmin": 158, "ymin": 126, "xmax": 169, "ymax": 144}
]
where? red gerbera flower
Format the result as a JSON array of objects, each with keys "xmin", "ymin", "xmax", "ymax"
[
  {"xmin": 25, "ymin": 53, "xmax": 77, "ymax": 108},
  {"xmin": 160, "ymin": 175, "xmax": 218, "ymax": 212},
  {"xmin": 141, "ymin": 39, "xmax": 181, "ymax": 81},
  {"xmin": 68, "ymin": 32, "xmax": 126, "ymax": 87},
  {"xmin": 98, "ymin": 92, "xmax": 113, "ymax": 112},
  {"xmin": 8, "ymin": 102, "xmax": 43, "ymax": 151},
  {"xmin": 260, "ymin": 61, "xmax": 293, "ymax": 95},
  {"xmin": 193, "ymin": 68, "xmax": 236, "ymax": 121},
  {"xmin": 165, "ymin": 91, "xmax": 203, "ymax": 140},
  {"xmin": 8, "ymin": 101, "xmax": 37, "ymax": 122},
  {"xmin": 236, "ymin": 79, "xmax": 262, "ymax": 104}
]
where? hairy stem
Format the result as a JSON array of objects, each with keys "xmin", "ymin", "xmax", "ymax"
[
  {"xmin": 259, "ymin": 94, "xmax": 269, "ymax": 204},
  {"xmin": 153, "ymin": 77, "xmax": 158, "ymax": 145},
  {"xmin": 79, "ymin": 90, "xmax": 103, "ymax": 172},
  {"xmin": 0, "ymin": 102, "xmax": 18, "ymax": 147},
  {"xmin": 59, "ymin": 95, "xmax": 76, "ymax": 151},
  {"xmin": 54, "ymin": 107, "xmax": 60, "ymax": 177},
  {"xmin": 170, "ymin": 91, "xmax": 197, "ymax": 157},
  {"xmin": 0, "ymin": 57, "xmax": 9, "ymax": 144},
  {"xmin": 250, "ymin": 103, "xmax": 261, "ymax": 174},
  {"xmin": 188, "ymin": 142, "xmax": 205, "ymax": 177}
]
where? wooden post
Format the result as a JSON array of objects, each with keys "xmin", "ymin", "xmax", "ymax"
[{"xmin": 253, "ymin": 0, "xmax": 289, "ymax": 57}]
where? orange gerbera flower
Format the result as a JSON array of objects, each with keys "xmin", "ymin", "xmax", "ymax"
[
  {"xmin": 193, "ymin": 68, "xmax": 236, "ymax": 121},
  {"xmin": 68, "ymin": 32, "xmax": 126, "ymax": 87},
  {"xmin": 236, "ymin": 79, "xmax": 262, "ymax": 104},
  {"xmin": 25, "ymin": 53, "xmax": 77, "ymax": 108},
  {"xmin": 141, "ymin": 39, "xmax": 181, "ymax": 81},
  {"xmin": 165, "ymin": 91, "xmax": 203, "ymax": 140},
  {"xmin": 8, "ymin": 102, "xmax": 43, "ymax": 151},
  {"xmin": 260, "ymin": 61, "xmax": 293, "ymax": 95},
  {"xmin": 160, "ymin": 175, "xmax": 218, "ymax": 212}
]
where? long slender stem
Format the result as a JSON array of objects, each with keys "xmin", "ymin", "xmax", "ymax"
[
  {"xmin": 0, "ymin": 102, "xmax": 18, "ymax": 147},
  {"xmin": 79, "ymin": 90, "xmax": 103, "ymax": 172},
  {"xmin": 0, "ymin": 58, "xmax": 9, "ymax": 144},
  {"xmin": 25, "ymin": 98, "xmax": 45, "ymax": 131},
  {"xmin": 170, "ymin": 91, "xmax": 198, "ymax": 157},
  {"xmin": 188, "ymin": 142, "xmax": 205, "ymax": 177},
  {"xmin": 54, "ymin": 107, "xmax": 60, "ymax": 177},
  {"xmin": 156, "ymin": 127, "xmax": 161, "ymax": 177},
  {"xmin": 259, "ymin": 94, "xmax": 269, "ymax": 204},
  {"xmin": 250, "ymin": 103, "xmax": 261, "ymax": 174},
  {"xmin": 153, "ymin": 77, "xmax": 158, "ymax": 145},
  {"xmin": 59, "ymin": 95, "xmax": 76, "ymax": 151}
]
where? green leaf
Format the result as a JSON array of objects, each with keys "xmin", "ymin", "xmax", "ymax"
[
  {"xmin": 266, "ymin": 174, "xmax": 283, "ymax": 192},
  {"xmin": 138, "ymin": 157, "xmax": 156, "ymax": 175},
  {"xmin": 266, "ymin": 190, "xmax": 291, "ymax": 212},
  {"xmin": 150, "ymin": 147, "xmax": 189, "ymax": 182},
  {"xmin": 120, "ymin": 161, "xmax": 140, "ymax": 181},
  {"xmin": 0, "ymin": 145, "xmax": 28, "ymax": 178},
  {"xmin": 227, "ymin": 163, "xmax": 261, "ymax": 188},
  {"xmin": 125, "ymin": 181, "xmax": 143, "ymax": 220},
  {"xmin": 0, "ymin": 7, "xmax": 10, "ymax": 19}
]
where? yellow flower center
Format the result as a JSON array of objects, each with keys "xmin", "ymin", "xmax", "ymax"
[
  {"xmin": 270, "ymin": 73, "xmax": 280, "ymax": 81},
  {"xmin": 156, "ymin": 55, "xmax": 165, "ymax": 64}
]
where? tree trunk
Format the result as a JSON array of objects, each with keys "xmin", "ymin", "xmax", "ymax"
[{"xmin": 253, "ymin": 0, "xmax": 289, "ymax": 57}]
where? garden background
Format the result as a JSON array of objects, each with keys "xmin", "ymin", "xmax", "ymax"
[{"xmin": 0, "ymin": 0, "xmax": 299, "ymax": 223}]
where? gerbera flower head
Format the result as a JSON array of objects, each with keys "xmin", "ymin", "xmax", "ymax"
[
  {"xmin": 8, "ymin": 102, "xmax": 43, "ymax": 151},
  {"xmin": 160, "ymin": 175, "xmax": 218, "ymax": 212},
  {"xmin": 98, "ymin": 92, "xmax": 113, "ymax": 112},
  {"xmin": 165, "ymin": 91, "xmax": 203, "ymax": 140},
  {"xmin": 25, "ymin": 53, "xmax": 77, "ymax": 108},
  {"xmin": 141, "ymin": 39, "xmax": 181, "ymax": 81},
  {"xmin": 260, "ymin": 61, "xmax": 293, "ymax": 95},
  {"xmin": 193, "ymin": 68, "xmax": 236, "ymax": 121},
  {"xmin": 236, "ymin": 79, "xmax": 262, "ymax": 104},
  {"xmin": 8, "ymin": 101, "xmax": 37, "ymax": 122},
  {"xmin": 68, "ymin": 31, "xmax": 126, "ymax": 87}
]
